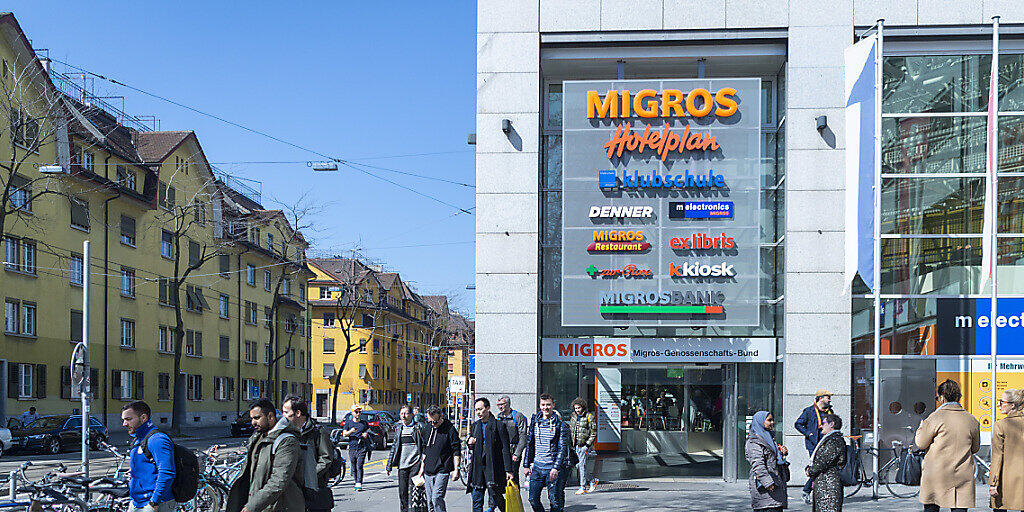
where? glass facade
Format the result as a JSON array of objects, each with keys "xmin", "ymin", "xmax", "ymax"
[{"xmin": 853, "ymin": 50, "xmax": 1024, "ymax": 449}]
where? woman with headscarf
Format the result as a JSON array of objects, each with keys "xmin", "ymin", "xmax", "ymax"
[
  {"xmin": 745, "ymin": 411, "xmax": 789, "ymax": 511},
  {"xmin": 805, "ymin": 414, "xmax": 846, "ymax": 512}
]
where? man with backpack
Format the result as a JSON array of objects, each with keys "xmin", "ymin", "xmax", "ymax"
[
  {"xmin": 495, "ymin": 396, "xmax": 528, "ymax": 487},
  {"xmin": 227, "ymin": 399, "xmax": 305, "ymax": 512},
  {"xmin": 122, "ymin": 401, "xmax": 179, "ymax": 512},
  {"xmin": 282, "ymin": 395, "xmax": 335, "ymax": 512},
  {"xmin": 523, "ymin": 394, "xmax": 571, "ymax": 512}
]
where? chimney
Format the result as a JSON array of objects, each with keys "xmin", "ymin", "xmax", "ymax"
[{"xmin": 38, "ymin": 57, "xmax": 50, "ymax": 73}]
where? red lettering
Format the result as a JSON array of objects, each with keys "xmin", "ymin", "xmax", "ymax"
[
  {"xmin": 580, "ymin": 343, "xmax": 591, "ymax": 357},
  {"xmin": 593, "ymin": 343, "xmax": 605, "ymax": 357},
  {"xmin": 604, "ymin": 344, "xmax": 617, "ymax": 357},
  {"xmin": 617, "ymin": 344, "xmax": 628, "ymax": 357},
  {"xmin": 558, "ymin": 344, "xmax": 574, "ymax": 357}
]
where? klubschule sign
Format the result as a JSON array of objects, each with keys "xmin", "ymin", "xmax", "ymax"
[{"xmin": 561, "ymin": 78, "xmax": 761, "ymax": 327}]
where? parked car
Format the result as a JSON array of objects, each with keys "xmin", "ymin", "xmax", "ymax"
[
  {"xmin": 8, "ymin": 415, "xmax": 109, "ymax": 455},
  {"xmin": 0, "ymin": 426, "xmax": 12, "ymax": 457},
  {"xmin": 230, "ymin": 410, "xmax": 283, "ymax": 437},
  {"xmin": 330, "ymin": 411, "xmax": 395, "ymax": 450}
]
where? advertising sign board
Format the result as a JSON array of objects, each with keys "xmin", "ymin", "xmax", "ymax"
[
  {"xmin": 561, "ymin": 79, "xmax": 762, "ymax": 327},
  {"xmin": 541, "ymin": 337, "xmax": 775, "ymax": 363}
]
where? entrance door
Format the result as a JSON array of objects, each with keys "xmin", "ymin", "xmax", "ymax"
[
  {"xmin": 582, "ymin": 364, "xmax": 733, "ymax": 480},
  {"xmin": 315, "ymin": 392, "xmax": 329, "ymax": 418}
]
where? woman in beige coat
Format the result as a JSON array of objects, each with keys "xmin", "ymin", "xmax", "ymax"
[
  {"xmin": 990, "ymin": 388, "xmax": 1024, "ymax": 512},
  {"xmin": 915, "ymin": 379, "xmax": 981, "ymax": 512}
]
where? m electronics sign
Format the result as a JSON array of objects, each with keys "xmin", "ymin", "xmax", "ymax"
[{"xmin": 561, "ymin": 79, "xmax": 761, "ymax": 327}]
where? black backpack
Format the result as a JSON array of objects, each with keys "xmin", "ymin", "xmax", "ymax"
[
  {"xmin": 141, "ymin": 430, "xmax": 200, "ymax": 503},
  {"xmin": 317, "ymin": 426, "xmax": 343, "ymax": 480}
]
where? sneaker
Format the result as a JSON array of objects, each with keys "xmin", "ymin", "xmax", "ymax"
[
  {"xmin": 802, "ymin": 492, "xmax": 811, "ymax": 504},
  {"xmin": 355, "ymin": 483, "xmax": 363, "ymax": 491},
  {"xmin": 575, "ymin": 488, "xmax": 587, "ymax": 495},
  {"xmin": 587, "ymin": 481, "xmax": 597, "ymax": 493}
]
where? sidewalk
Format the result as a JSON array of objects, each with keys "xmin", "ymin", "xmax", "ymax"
[{"xmin": 106, "ymin": 425, "xmax": 230, "ymax": 446}]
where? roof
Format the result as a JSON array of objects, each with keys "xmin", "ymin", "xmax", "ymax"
[
  {"xmin": 377, "ymin": 273, "xmax": 399, "ymax": 290},
  {"xmin": 420, "ymin": 295, "xmax": 449, "ymax": 315},
  {"xmin": 133, "ymin": 131, "xmax": 191, "ymax": 164},
  {"xmin": 309, "ymin": 258, "xmax": 377, "ymax": 285}
]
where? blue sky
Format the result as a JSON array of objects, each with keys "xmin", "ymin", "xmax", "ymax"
[{"xmin": 13, "ymin": 1, "xmax": 478, "ymax": 315}]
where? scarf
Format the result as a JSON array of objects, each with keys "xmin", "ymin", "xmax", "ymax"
[{"xmin": 750, "ymin": 410, "xmax": 783, "ymax": 462}]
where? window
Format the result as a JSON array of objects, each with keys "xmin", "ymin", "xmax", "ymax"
[
  {"xmin": 120, "ymin": 215, "xmax": 136, "ymax": 246},
  {"xmin": 286, "ymin": 348, "xmax": 296, "ymax": 368},
  {"xmin": 5, "ymin": 299, "xmax": 18, "ymax": 333},
  {"xmin": 161, "ymin": 230, "xmax": 173, "ymax": 259},
  {"xmin": 69, "ymin": 253, "xmax": 84, "ymax": 286},
  {"xmin": 82, "ymin": 150, "xmax": 94, "ymax": 172},
  {"xmin": 264, "ymin": 270, "xmax": 271, "ymax": 291},
  {"xmin": 219, "ymin": 254, "xmax": 230, "ymax": 277},
  {"xmin": 19, "ymin": 364, "xmax": 33, "ymax": 398},
  {"xmin": 70, "ymin": 310, "xmax": 83, "ymax": 343},
  {"xmin": 267, "ymin": 233, "xmax": 274, "ymax": 251},
  {"xmin": 9, "ymin": 174, "xmax": 31, "ymax": 212},
  {"xmin": 263, "ymin": 306, "xmax": 272, "ymax": 328},
  {"xmin": 398, "ymin": 370, "xmax": 402, "ymax": 382},
  {"xmin": 359, "ymin": 364, "xmax": 367, "ymax": 379},
  {"xmin": 251, "ymin": 227, "xmax": 260, "ymax": 245},
  {"xmin": 319, "ymin": 287, "xmax": 330, "ymax": 300},
  {"xmin": 299, "ymin": 283, "xmax": 305, "ymax": 302},
  {"xmin": 359, "ymin": 338, "xmax": 368, "ymax": 354},
  {"xmin": 111, "ymin": 370, "xmax": 142, "ymax": 400},
  {"xmin": 244, "ymin": 340, "xmax": 256, "ymax": 363},
  {"xmin": 186, "ymin": 374, "xmax": 203, "ymax": 401},
  {"xmin": 323, "ymin": 364, "xmax": 335, "ymax": 378},
  {"xmin": 193, "ymin": 198, "xmax": 206, "ymax": 224},
  {"xmin": 299, "ymin": 350, "xmax": 306, "ymax": 369},
  {"xmin": 3, "ymin": 237, "xmax": 35, "ymax": 274},
  {"xmin": 323, "ymin": 338, "xmax": 335, "ymax": 353},
  {"xmin": 185, "ymin": 285, "xmax": 209, "ymax": 312},
  {"xmin": 283, "ymin": 278, "xmax": 291, "ymax": 295},
  {"xmin": 219, "ymin": 335, "xmax": 230, "ymax": 361},
  {"xmin": 264, "ymin": 343, "xmax": 271, "ymax": 364},
  {"xmin": 185, "ymin": 330, "xmax": 203, "ymax": 357},
  {"xmin": 120, "ymin": 267, "xmax": 135, "ymax": 298},
  {"xmin": 323, "ymin": 312, "xmax": 335, "ymax": 327},
  {"xmin": 3, "ymin": 236, "xmax": 15, "ymax": 270},
  {"xmin": 188, "ymin": 240, "xmax": 200, "ymax": 267},
  {"xmin": 246, "ymin": 264, "xmax": 255, "ymax": 286},
  {"xmin": 116, "ymin": 318, "xmax": 135, "ymax": 349},
  {"xmin": 386, "ymin": 366, "xmax": 390, "ymax": 380},
  {"xmin": 285, "ymin": 314, "xmax": 297, "ymax": 333},
  {"xmin": 244, "ymin": 301, "xmax": 257, "ymax": 324},
  {"xmin": 70, "ymin": 196, "xmax": 89, "ymax": 230},
  {"xmin": 373, "ymin": 339, "xmax": 380, "ymax": 354},
  {"xmin": 115, "ymin": 166, "xmax": 136, "ymax": 191},
  {"xmin": 158, "ymin": 326, "xmax": 174, "ymax": 354},
  {"xmin": 360, "ymin": 314, "xmax": 374, "ymax": 327},
  {"xmin": 158, "ymin": 181, "xmax": 175, "ymax": 210},
  {"xmin": 219, "ymin": 294, "xmax": 230, "ymax": 319},
  {"xmin": 158, "ymin": 373, "xmax": 170, "ymax": 401}
]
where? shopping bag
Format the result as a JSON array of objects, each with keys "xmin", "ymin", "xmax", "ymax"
[
  {"xmin": 504, "ymin": 478, "xmax": 525, "ymax": 512},
  {"xmin": 410, "ymin": 482, "xmax": 429, "ymax": 512}
]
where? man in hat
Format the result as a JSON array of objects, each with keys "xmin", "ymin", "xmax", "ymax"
[
  {"xmin": 341, "ymin": 403, "xmax": 372, "ymax": 491},
  {"xmin": 795, "ymin": 390, "xmax": 834, "ymax": 504}
]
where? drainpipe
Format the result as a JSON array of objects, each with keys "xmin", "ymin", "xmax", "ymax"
[
  {"xmin": 101, "ymin": 153, "xmax": 114, "ymax": 426},
  {"xmin": 236, "ymin": 253, "xmax": 242, "ymax": 416}
]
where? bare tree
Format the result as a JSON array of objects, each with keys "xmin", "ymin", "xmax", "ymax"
[
  {"xmin": 0, "ymin": 54, "xmax": 68, "ymax": 239},
  {"xmin": 418, "ymin": 312, "xmax": 451, "ymax": 408},
  {"xmin": 327, "ymin": 275, "xmax": 383, "ymax": 425}
]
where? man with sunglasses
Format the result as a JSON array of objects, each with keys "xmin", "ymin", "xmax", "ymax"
[{"xmin": 418, "ymin": 407, "xmax": 461, "ymax": 512}]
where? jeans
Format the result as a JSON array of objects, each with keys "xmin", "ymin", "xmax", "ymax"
[
  {"xmin": 128, "ymin": 501, "xmax": 178, "ymax": 512},
  {"xmin": 397, "ymin": 468, "xmax": 414, "ymax": 512},
  {"xmin": 349, "ymin": 447, "xmax": 367, "ymax": 484},
  {"xmin": 471, "ymin": 485, "xmax": 505, "ymax": 512},
  {"xmin": 509, "ymin": 457, "xmax": 522, "ymax": 487},
  {"xmin": 923, "ymin": 506, "xmax": 967, "ymax": 512},
  {"xmin": 803, "ymin": 447, "xmax": 814, "ymax": 494},
  {"xmin": 528, "ymin": 465, "xmax": 566, "ymax": 512},
  {"xmin": 575, "ymin": 446, "xmax": 591, "ymax": 489},
  {"xmin": 424, "ymin": 472, "xmax": 450, "ymax": 512}
]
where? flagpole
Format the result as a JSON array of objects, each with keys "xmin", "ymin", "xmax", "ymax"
[
  {"xmin": 872, "ymin": 18, "xmax": 884, "ymax": 501},
  {"xmin": 990, "ymin": 15, "xmax": 1000, "ymax": 438}
]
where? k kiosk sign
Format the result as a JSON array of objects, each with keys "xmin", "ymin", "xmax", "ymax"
[{"xmin": 561, "ymin": 79, "xmax": 761, "ymax": 327}]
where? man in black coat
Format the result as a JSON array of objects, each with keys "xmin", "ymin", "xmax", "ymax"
[
  {"xmin": 466, "ymin": 397, "xmax": 513, "ymax": 512},
  {"xmin": 794, "ymin": 389, "xmax": 833, "ymax": 504}
]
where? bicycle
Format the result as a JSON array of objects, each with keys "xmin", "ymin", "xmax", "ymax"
[
  {"xmin": 327, "ymin": 446, "xmax": 348, "ymax": 488},
  {"xmin": 974, "ymin": 453, "xmax": 990, "ymax": 484},
  {"xmin": 458, "ymin": 439, "xmax": 470, "ymax": 487},
  {"xmin": 844, "ymin": 436, "xmax": 920, "ymax": 499}
]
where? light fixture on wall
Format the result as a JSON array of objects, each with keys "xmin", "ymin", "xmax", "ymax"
[
  {"xmin": 815, "ymin": 115, "xmax": 828, "ymax": 131},
  {"xmin": 502, "ymin": 119, "xmax": 512, "ymax": 134}
]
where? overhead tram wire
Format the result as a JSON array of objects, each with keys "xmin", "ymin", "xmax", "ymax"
[{"xmin": 47, "ymin": 57, "xmax": 475, "ymax": 210}]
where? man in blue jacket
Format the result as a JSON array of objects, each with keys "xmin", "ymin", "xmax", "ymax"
[
  {"xmin": 794, "ymin": 390, "xmax": 833, "ymax": 504},
  {"xmin": 121, "ymin": 401, "xmax": 176, "ymax": 512},
  {"xmin": 523, "ymin": 394, "xmax": 571, "ymax": 512}
]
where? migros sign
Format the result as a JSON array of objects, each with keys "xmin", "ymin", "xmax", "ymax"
[{"xmin": 586, "ymin": 88, "xmax": 739, "ymax": 119}]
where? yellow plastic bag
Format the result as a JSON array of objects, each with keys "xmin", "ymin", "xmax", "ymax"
[{"xmin": 505, "ymin": 477, "xmax": 525, "ymax": 512}]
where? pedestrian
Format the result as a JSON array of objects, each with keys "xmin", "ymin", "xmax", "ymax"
[
  {"xmin": 916, "ymin": 379, "xmax": 981, "ymax": 512},
  {"xmin": 568, "ymin": 398, "xmax": 597, "ymax": 495},
  {"xmin": 18, "ymin": 406, "xmax": 39, "ymax": 427},
  {"xmin": 794, "ymin": 390, "xmax": 833, "ymax": 504},
  {"xmin": 341, "ymin": 403, "xmax": 372, "ymax": 491},
  {"xmin": 495, "ymin": 395, "xmax": 529, "ymax": 487},
  {"xmin": 418, "ymin": 406, "xmax": 461, "ymax": 512},
  {"xmin": 281, "ymin": 395, "xmax": 334, "ymax": 512},
  {"xmin": 226, "ymin": 399, "xmax": 305, "ymax": 512},
  {"xmin": 388, "ymin": 405, "xmax": 425, "ymax": 512},
  {"xmin": 524, "ymin": 394, "xmax": 571, "ymax": 512},
  {"xmin": 805, "ymin": 414, "xmax": 846, "ymax": 512},
  {"xmin": 413, "ymin": 406, "xmax": 428, "ymax": 429},
  {"xmin": 466, "ymin": 398, "xmax": 514, "ymax": 512},
  {"xmin": 990, "ymin": 388, "xmax": 1024, "ymax": 512},
  {"xmin": 745, "ymin": 410, "xmax": 789, "ymax": 512},
  {"xmin": 121, "ymin": 401, "xmax": 177, "ymax": 512}
]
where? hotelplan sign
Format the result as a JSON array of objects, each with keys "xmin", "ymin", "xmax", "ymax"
[
  {"xmin": 541, "ymin": 338, "xmax": 776, "ymax": 363},
  {"xmin": 561, "ymin": 79, "xmax": 762, "ymax": 326}
]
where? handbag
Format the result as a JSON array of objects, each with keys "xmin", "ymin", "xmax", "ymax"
[
  {"xmin": 777, "ymin": 461, "xmax": 791, "ymax": 483},
  {"xmin": 840, "ymin": 444, "xmax": 861, "ymax": 486},
  {"xmin": 895, "ymin": 447, "xmax": 923, "ymax": 486},
  {"xmin": 504, "ymin": 478, "xmax": 525, "ymax": 512},
  {"xmin": 410, "ymin": 481, "xmax": 429, "ymax": 512}
]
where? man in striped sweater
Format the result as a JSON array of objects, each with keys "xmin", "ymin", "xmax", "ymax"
[{"xmin": 523, "ymin": 394, "xmax": 571, "ymax": 512}]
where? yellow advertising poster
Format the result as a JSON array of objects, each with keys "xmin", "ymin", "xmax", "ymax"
[{"xmin": 937, "ymin": 358, "xmax": 1024, "ymax": 439}]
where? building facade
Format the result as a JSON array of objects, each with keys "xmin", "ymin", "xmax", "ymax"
[
  {"xmin": 0, "ymin": 13, "xmax": 311, "ymax": 428},
  {"xmin": 476, "ymin": 0, "xmax": 1024, "ymax": 481},
  {"xmin": 306, "ymin": 258, "xmax": 453, "ymax": 419}
]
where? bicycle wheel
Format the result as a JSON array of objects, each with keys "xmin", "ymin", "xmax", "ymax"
[
  {"xmin": 188, "ymin": 482, "xmax": 227, "ymax": 512},
  {"xmin": 879, "ymin": 460, "xmax": 919, "ymax": 498}
]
